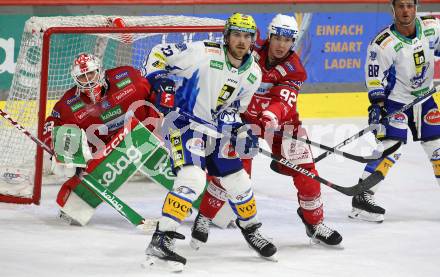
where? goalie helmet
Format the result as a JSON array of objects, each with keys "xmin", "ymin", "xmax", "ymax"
[
  {"xmin": 268, "ymin": 14, "xmax": 299, "ymax": 48},
  {"xmin": 224, "ymin": 13, "xmax": 257, "ymax": 43},
  {"xmin": 71, "ymin": 53, "xmax": 105, "ymax": 103}
]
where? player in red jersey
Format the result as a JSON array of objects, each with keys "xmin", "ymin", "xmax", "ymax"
[
  {"xmin": 191, "ymin": 14, "xmax": 343, "ymax": 247},
  {"xmin": 42, "ymin": 53, "xmax": 168, "ymax": 226}
]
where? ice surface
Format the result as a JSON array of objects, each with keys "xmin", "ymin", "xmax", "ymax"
[{"xmin": 1, "ymin": 118, "xmax": 440, "ymax": 277}]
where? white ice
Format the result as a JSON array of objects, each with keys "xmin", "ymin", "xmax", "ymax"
[{"xmin": 1, "ymin": 118, "xmax": 440, "ymax": 277}]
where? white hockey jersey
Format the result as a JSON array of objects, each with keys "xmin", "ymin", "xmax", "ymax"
[
  {"xmin": 142, "ymin": 41, "xmax": 262, "ymax": 125},
  {"xmin": 365, "ymin": 16, "xmax": 440, "ymax": 104}
]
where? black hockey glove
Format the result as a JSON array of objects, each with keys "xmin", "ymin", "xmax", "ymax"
[
  {"xmin": 368, "ymin": 103, "xmax": 387, "ymax": 139},
  {"xmin": 231, "ymin": 124, "xmax": 259, "ymax": 159},
  {"xmin": 153, "ymin": 78, "xmax": 176, "ymax": 115}
]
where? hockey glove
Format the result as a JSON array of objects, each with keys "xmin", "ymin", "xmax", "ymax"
[
  {"xmin": 231, "ymin": 124, "xmax": 259, "ymax": 159},
  {"xmin": 368, "ymin": 103, "xmax": 387, "ymax": 139},
  {"xmin": 52, "ymin": 125, "xmax": 92, "ymax": 168},
  {"xmin": 153, "ymin": 78, "xmax": 176, "ymax": 115},
  {"xmin": 259, "ymin": 110, "xmax": 279, "ymax": 132},
  {"xmin": 51, "ymin": 125, "xmax": 92, "ymax": 178},
  {"xmin": 217, "ymin": 109, "xmax": 243, "ymax": 131}
]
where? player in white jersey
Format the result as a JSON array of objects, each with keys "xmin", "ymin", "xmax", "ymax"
[
  {"xmin": 142, "ymin": 13, "xmax": 277, "ymax": 271},
  {"xmin": 349, "ymin": 0, "xmax": 440, "ymax": 222}
]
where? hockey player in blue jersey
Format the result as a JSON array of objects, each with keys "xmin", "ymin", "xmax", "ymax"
[
  {"xmin": 349, "ymin": 0, "xmax": 440, "ymax": 222},
  {"xmin": 141, "ymin": 13, "xmax": 277, "ymax": 271}
]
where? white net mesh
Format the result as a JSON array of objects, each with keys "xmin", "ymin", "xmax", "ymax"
[{"xmin": 0, "ymin": 15, "xmax": 224, "ymax": 203}]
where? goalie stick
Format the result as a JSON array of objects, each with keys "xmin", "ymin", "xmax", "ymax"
[
  {"xmin": 0, "ymin": 108, "xmax": 150, "ymax": 230},
  {"xmin": 314, "ymin": 85, "xmax": 439, "ymax": 163},
  {"xmin": 173, "ymin": 110, "xmax": 385, "ymax": 196}
]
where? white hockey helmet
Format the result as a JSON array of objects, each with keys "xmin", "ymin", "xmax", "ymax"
[
  {"xmin": 71, "ymin": 53, "xmax": 105, "ymax": 103},
  {"xmin": 268, "ymin": 14, "xmax": 299, "ymax": 45}
]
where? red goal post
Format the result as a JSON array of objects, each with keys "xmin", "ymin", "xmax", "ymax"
[{"xmin": 0, "ymin": 15, "xmax": 224, "ymax": 205}]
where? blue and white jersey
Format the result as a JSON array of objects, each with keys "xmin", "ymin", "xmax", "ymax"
[
  {"xmin": 142, "ymin": 40, "xmax": 262, "ymax": 125},
  {"xmin": 365, "ymin": 16, "xmax": 440, "ymax": 104}
]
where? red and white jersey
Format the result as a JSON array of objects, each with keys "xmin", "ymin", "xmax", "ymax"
[
  {"xmin": 243, "ymin": 40, "xmax": 307, "ymax": 126},
  {"xmin": 43, "ymin": 66, "xmax": 159, "ymax": 152}
]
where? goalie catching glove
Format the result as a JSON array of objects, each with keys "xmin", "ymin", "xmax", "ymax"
[{"xmin": 51, "ymin": 125, "xmax": 92, "ymax": 178}]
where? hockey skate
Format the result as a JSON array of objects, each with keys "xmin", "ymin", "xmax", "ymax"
[
  {"xmin": 297, "ymin": 208, "xmax": 343, "ymax": 247},
  {"xmin": 236, "ymin": 219, "xmax": 278, "ymax": 261},
  {"xmin": 190, "ymin": 212, "xmax": 211, "ymax": 250},
  {"xmin": 349, "ymin": 190, "xmax": 385, "ymax": 223},
  {"xmin": 143, "ymin": 225, "xmax": 186, "ymax": 272}
]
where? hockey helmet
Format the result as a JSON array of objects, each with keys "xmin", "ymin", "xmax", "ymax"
[
  {"xmin": 224, "ymin": 13, "xmax": 257, "ymax": 42},
  {"xmin": 71, "ymin": 53, "xmax": 105, "ymax": 103},
  {"xmin": 268, "ymin": 14, "xmax": 299, "ymax": 49}
]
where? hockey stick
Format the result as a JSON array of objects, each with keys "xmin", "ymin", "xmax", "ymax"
[
  {"xmin": 0, "ymin": 108, "xmax": 150, "ymax": 229},
  {"xmin": 172, "ymin": 109, "xmax": 397, "ymax": 163},
  {"xmin": 314, "ymin": 86, "xmax": 439, "ymax": 163},
  {"xmin": 173, "ymin": 110, "xmax": 384, "ymax": 196}
]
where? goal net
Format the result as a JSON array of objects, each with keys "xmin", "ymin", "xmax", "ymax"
[{"xmin": 0, "ymin": 15, "xmax": 224, "ymax": 205}]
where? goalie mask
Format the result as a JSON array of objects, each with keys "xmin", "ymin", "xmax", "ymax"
[
  {"xmin": 71, "ymin": 53, "xmax": 105, "ymax": 103},
  {"xmin": 268, "ymin": 14, "xmax": 299, "ymax": 49}
]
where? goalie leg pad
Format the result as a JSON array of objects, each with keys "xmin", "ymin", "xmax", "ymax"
[
  {"xmin": 56, "ymin": 175, "xmax": 82, "ymax": 207},
  {"xmin": 421, "ymin": 138, "xmax": 440, "ymax": 185},
  {"xmin": 58, "ymin": 188, "xmax": 96, "ymax": 226}
]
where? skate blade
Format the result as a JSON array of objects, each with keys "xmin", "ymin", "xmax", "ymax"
[
  {"xmin": 142, "ymin": 255, "xmax": 184, "ymax": 273},
  {"xmin": 260, "ymin": 253, "xmax": 278, "ymax": 262},
  {"xmin": 349, "ymin": 208, "xmax": 384, "ymax": 223},
  {"xmin": 247, "ymin": 245, "xmax": 278, "ymax": 262},
  {"xmin": 309, "ymin": 238, "xmax": 344, "ymax": 250},
  {"xmin": 190, "ymin": 238, "xmax": 203, "ymax": 250}
]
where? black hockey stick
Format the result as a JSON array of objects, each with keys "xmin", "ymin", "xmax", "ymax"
[
  {"xmin": 314, "ymin": 86, "xmax": 439, "ymax": 163},
  {"xmin": 174, "ymin": 110, "xmax": 384, "ymax": 196},
  {"xmin": 173, "ymin": 109, "xmax": 397, "ymax": 163},
  {"xmin": 274, "ymin": 128, "xmax": 400, "ymax": 163},
  {"xmin": 0, "ymin": 108, "xmax": 151, "ymax": 229},
  {"xmin": 259, "ymin": 147, "xmax": 384, "ymax": 196}
]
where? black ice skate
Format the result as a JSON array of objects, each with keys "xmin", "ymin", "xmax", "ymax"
[
  {"xmin": 144, "ymin": 225, "xmax": 186, "ymax": 272},
  {"xmin": 190, "ymin": 212, "xmax": 211, "ymax": 250},
  {"xmin": 236, "ymin": 219, "xmax": 277, "ymax": 261},
  {"xmin": 349, "ymin": 189, "xmax": 385, "ymax": 223},
  {"xmin": 297, "ymin": 208, "xmax": 343, "ymax": 246}
]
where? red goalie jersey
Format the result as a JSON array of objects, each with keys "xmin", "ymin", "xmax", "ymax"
[{"xmin": 42, "ymin": 66, "xmax": 159, "ymax": 153}]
